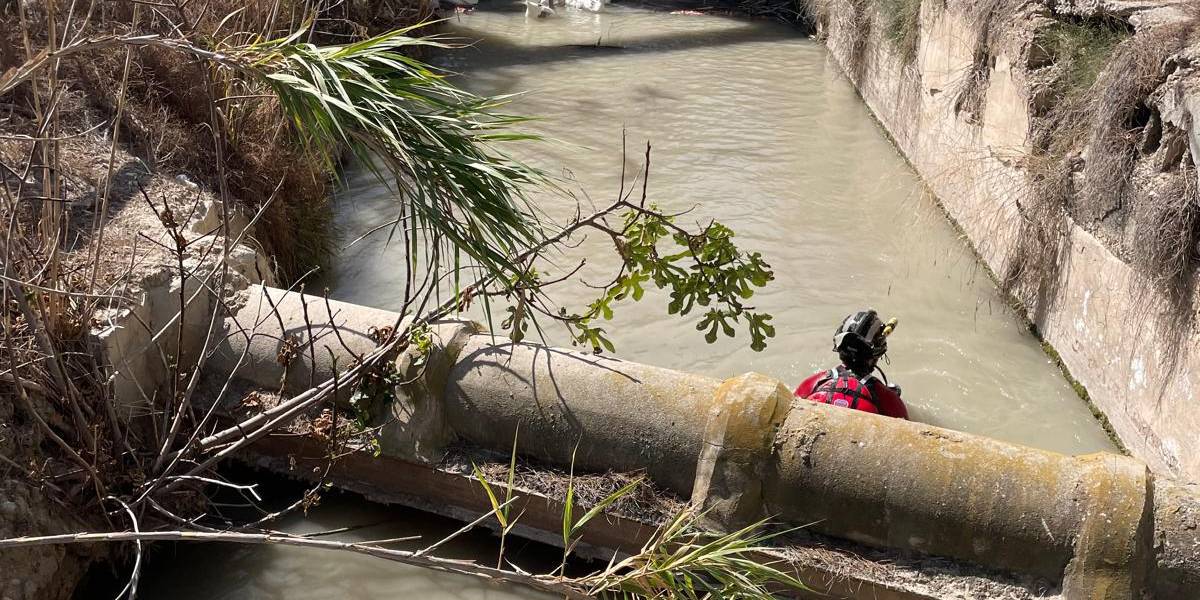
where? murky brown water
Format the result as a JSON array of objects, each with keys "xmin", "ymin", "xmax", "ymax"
[
  {"xmin": 139, "ymin": 494, "xmax": 558, "ymax": 600},
  {"xmin": 144, "ymin": 4, "xmax": 1115, "ymax": 597},
  {"xmin": 329, "ymin": 1, "xmax": 1115, "ymax": 454}
]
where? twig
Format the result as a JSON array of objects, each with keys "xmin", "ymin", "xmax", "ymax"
[
  {"xmin": 414, "ymin": 497, "xmax": 519, "ymax": 558},
  {"xmin": 87, "ymin": 2, "xmax": 141, "ymax": 296},
  {"xmin": 104, "ymin": 497, "xmax": 142, "ymax": 600}
]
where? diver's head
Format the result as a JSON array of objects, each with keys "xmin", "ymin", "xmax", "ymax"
[{"xmin": 833, "ymin": 309, "xmax": 889, "ymax": 377}]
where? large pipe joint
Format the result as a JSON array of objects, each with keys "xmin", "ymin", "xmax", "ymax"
[
  {"xmin": 1151, "ymin": 481, "xmax": 1200, "ymax": 597},
  {"xmin": 378, "ymin": 320, "xmax": 480, "ymax": 463},
  {"xmin": 692, "ymin": 373, "xmax": 791, "ymax": 528}
]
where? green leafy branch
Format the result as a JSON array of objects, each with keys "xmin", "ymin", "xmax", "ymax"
[
  {"xmin": 542, "ymin": 204, "xmax": 776, "ymax": 354},
  {"xmin": 602, "ymin": 205, "xmax": 775, "ymax": 352},
  {"xmin": 243, "ymin": 25, "xmax": 551, "ymax": 286},
  {"xmin": 488, "ymin": 143, "xmax": 775, "ymax": 355}
]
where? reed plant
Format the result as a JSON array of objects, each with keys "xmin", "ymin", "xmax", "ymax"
[{"xmin": 468, "ymin": 438, "xmax": 807, "ymax": 599}]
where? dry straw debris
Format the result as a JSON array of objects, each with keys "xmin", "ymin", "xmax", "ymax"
[
  {"xmin": 446, "ymin": 443, "xmax": 687, "ymax": 524},
  {"xmin": 1011, "ymin": 14, "xmax": 1200, "ymax": 313}
]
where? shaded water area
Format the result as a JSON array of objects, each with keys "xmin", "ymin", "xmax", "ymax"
[
  {"xmin": 328, "ymin": 1, "xmax": 1115, "ymax": 454},
  {"xmin": 138, "ymin": 486, "xmax": 558, "ymax": 600}
]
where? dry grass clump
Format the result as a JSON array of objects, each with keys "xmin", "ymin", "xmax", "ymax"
[
  {"xmin": 798, "ymin": 0, "xmax": 916, "ymax": 77},
  {"xmin": 1127, "ymin": 163, "xmax": 1200, "ymax": 371},
  {"xmin": 1002, "ymin": 153, "xmax": 1070, "ymax": 305},
  {"xmin": 1131, "ymin": 165, "xmax": 1200, "ymax": 307},
  {"xmin": 811, "ymin": 0, "xmax": 875, "ymax": 80},
  {"xmin": 1041, "ymin": 19, "xmax": 1158, "ymax": 226},
  {"xmin": 879, "ymin": 0, "xmax": 922, "ymax": 64},
  {"xmin": 1034, "ymin": 17, "xmax": 1130, "ymax": 96},
  {"xmin": 776, "ymin": 0, "xmax": 881, "ymax": 79},
  {"xmin": 845, "ymin": 0, "xmax": 874, "ymax": 80},
  {"xmin": 1010, "ymin": 17, "xmax": 1199, "ymax": 310},
  {"xmin": 448, "ymin": 444, "xmax": 686, "ymax": 524}
]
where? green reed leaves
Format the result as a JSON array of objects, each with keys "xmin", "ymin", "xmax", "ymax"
[
  {"xmin": 581, "ymin": 511, "xmax": 807, "ymax": 599},
  {"xmin": 559, "ymin": 443, "xmax": 646, "ymax": 566},
  {"xmin": 472, "ymin": 424, "xmax": 523, "ymax": 568},
  {"xmin": 242, "ymin": 24, "xmax": 547, "ymax": 285}
]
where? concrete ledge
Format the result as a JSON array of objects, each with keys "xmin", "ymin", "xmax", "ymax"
[{"xmin": 240, "ymin": 433, "xmax": 1029, "ymax": 600}]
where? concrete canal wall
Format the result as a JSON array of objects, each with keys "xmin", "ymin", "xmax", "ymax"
[{"xmin": 804, "ymin": 0, "xmax": 1200, "ymax": 483}]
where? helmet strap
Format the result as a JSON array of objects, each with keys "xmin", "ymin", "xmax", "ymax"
[{"xmin": 875, "ymin": 364, "xmax": 890, "ymax": 385}]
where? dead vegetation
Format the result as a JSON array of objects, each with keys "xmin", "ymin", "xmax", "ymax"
[
  {"xmin": 800, "ymin": 0, "xmax": 875, "ymax": 81},
  {"xmin": 1043, "ymin": 18, "xmax": 1160, "ymax": 227},
  {"xmin": 1132, "ymin": 163, "xmax": 1200, "ymax": 307},
  {"xmin": 792, "ymin": 0, "xmax": 921, "ymax": 69},
  {"xmin": 0, "ymin": 0, "xmax": 785, "ymax": 588},
  {"xmin": 1005, "ymin": 14, "xmax": 1200, "ymax": 318},
  {"xmin": 950, "ymin": 0, "xmax": 1028, "ymax": 124},
  {"xmin": 879, "ymin": 0, "xmax": 922, "ymax": 64},
  {"xmin": 0, "ymin": 0, "xmax": 435, "ymax": 595},
  {"xmin": 445, "ymin": 443, "xmax": 687, "ymax": 525},
  {"xmin": 1, "ymin": 0, "xmax": 437, "ymax": 286}
]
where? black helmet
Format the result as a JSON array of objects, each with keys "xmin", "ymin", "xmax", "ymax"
[{"xmin": 833, "ymin": 309, "xmax": 888, "ymax": 366}]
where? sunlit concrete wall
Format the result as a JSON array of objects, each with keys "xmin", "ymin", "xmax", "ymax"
[{"xmin": 809, "ymin": 0, "xmax": 1200, "ymax": 482}]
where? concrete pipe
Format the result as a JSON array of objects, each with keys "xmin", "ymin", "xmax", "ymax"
[
  {"xmin": 209, "ymin": 285, "xmax": 408, "ymax": 397},
  {"xmin": 1152, "ymin": 480, "xmax": 1200, "ymax": 597},
  {"xmin": 203, "ymin": 288, "xmax": 1200, "ymax": 597},
  {"xmin": 444, "ymin": 334, "xmax": 722, "ymax": 495},
  {"xmin": 765, "ymin": 400, "xmax": 1153, "ymax": 592},
  {"xmin": 209, "ymin": 285, "xmax": 479, "ymax": 463}
]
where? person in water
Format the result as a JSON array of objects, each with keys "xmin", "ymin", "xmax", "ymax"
[{"xmin": 794, "ymin": 309, "xmax": 908, "ymax": 419}]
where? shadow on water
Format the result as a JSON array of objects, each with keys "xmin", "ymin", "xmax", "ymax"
[
  {"xmin": 445, "ymin": 13, "xmax": 798, "ymax": 70},
  {"xmin": 77, "ymin": 464, "xmax": 571, "ymax": 599}
]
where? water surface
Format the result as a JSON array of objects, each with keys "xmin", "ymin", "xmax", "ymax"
[
  {"xmin": 140, "ymin": 494, "xmax": 557, "ymax": 600},
  {"xmin": 328, "ymin": 1, "xmax": 1114, "ymax": 454},
  {"xmin": 142, "ymin": 5, "xmax": 1114, "ymax": 598}
]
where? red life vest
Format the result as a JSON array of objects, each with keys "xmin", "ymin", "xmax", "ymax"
[{"xmin": 806, "ymin": 366, "xmax": 880, "ymax": 414}]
